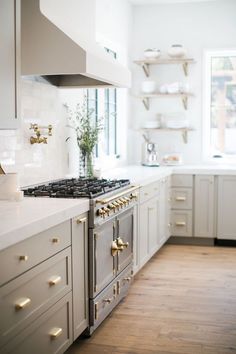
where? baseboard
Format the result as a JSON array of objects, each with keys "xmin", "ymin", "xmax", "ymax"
[
  {"xmin": 167, "ymin": 236, "xmax": 215, "ymax": 246},
  {"xmin": 215, "ymin": 239, "xmax": 236, "ymax": 247}
]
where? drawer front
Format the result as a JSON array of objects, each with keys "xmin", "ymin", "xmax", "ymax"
[
  {"xmin": 2, "ymin": 292, "xmax": 73, "ymax": 354},
  {"xmin": 0, "ymin": 248, "xmax": 71, "ymax": 348},
  {"xmin": 139, "ymin": 181, "xmax": 160, "ymax": 204},
  {"xmin": 117, "ymin": 265, "xmax": 133, "ymax": 297},
  {"xmin": 171, "ymin": 188, "xmax": 193, "ymax": 210},
  {"xmin": 171, "ymin": 211, "xmax": 192, "ymax": 237},
  {"xmin": 171, "ymin": 174, "xmax": 193, "ymax": 188},
  {"xmin": 90, "ymin": 281, "xmax": 117, "ymax": 327},
  {"xmin": 0, "ymin": 220, "xmax": 71, "ymax": 286}
]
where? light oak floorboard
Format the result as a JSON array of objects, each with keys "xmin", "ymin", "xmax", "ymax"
[{"xmin": 66, "ymin": 244, "xmax": 236, "ymax": 354}]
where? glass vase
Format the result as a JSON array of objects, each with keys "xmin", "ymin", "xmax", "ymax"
[{"xmin": 79, "ymin": 151, "xmax": 94, "ymax": 178}]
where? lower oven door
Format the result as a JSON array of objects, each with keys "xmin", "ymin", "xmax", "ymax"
[
  {"xmin": 117, "ymin": 208, "xmax": 133, "ymax": 274},
  {"xmin": 89, "ymin": 218, "xmax": 116, "ymax": 298}
]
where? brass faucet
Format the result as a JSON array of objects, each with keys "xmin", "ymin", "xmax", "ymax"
[{"xmin": 29, "ymin": 124, "xmax": 52, "ymax": 144}]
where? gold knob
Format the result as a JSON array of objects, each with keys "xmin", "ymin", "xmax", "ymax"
[
  {"xmin": 15, "ymin": 297, "xmax": 31, "ymax": 310},
  {"xmin": 113, "ymin": 201, "xmax": 120, "ymax": 209},
  {"xmin": 48, "ymin": 275, "xmax": 62, "ymax": 286},
  {"xmin": 49, "ymin": 327, "xmax": 62, "ymax": 339},
  {"xmin": 108, "ymin": 203, "xmax": 116, "ymax": 210},
  {"xmin": 76, "ymin": 217, "xmax": 87, "ymax": 224},
  {"xmin": 19, "ymin": 255, "xmax": 28, "ymax": 261},
  {"xmin": 130, "ymin": 193, "xmax": 138, "ymax": 200},
  {"xmin": 117, "ymin": 199, "xmax": 124, "ymax": 207},
  {"xmin": 97, "ymin": 209, "xmax": 106, "ymax": 218},
  {"xmin": 52, "ymin": 237, "xmax": 60, "ymax": 244},
  {"xmin": 104, "ymin": 207, "xmax": 110, "ymax": 216},
  {"xmin": 117, "ymin": 237, "xmax": 129, "ymax": 248},
  {"xmin": 103, "ymin": 298, "xmax": 112, "ymax": 304},
  {"xmin": 124, "ymin": 277, "xmax": 131, "ymax": 282}
]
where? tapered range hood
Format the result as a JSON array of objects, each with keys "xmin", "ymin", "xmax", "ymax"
[{"xmin": 21, "ymin": 0, "xmax": 131, "ymax": 88}]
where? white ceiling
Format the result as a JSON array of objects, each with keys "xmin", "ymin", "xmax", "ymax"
[{"xmin": 129, "ymin": 0, "xmax": 220, "ymax": 5}]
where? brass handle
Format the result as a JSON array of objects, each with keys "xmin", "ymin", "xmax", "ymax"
[
  {"xmin": 76, "ymin": 217, "xmax": 86, "ymax": 224},
  {"xmin": 117, "ymin": 237, "xmax": 129, "ymax": 248},
  {"xmin": 175, "ymin": 221, "xmax": 186, "ymax": 226},
  {"xmin": 98, "ymin": 209, "xmax": 106, "ymax": 218},
  {"xmin": 124, "ymin": 277, "xmax": 131, "ymax": 282},
  {"xmin": 96, "ymin": 186, "xmax": 139, "ymax": 204},
  {"xmin": 175, "ymin": 197, "xmax": 186, "ymax": 201},
  {"xmin": 111, "ymin": 241, "xmax": 124, "ymax": 256},
  {"xmin": 117, "ymin": 280, "xmax": 121, "ymax": 295},
  {"xmin": 104, "ymin": 207, "xmax": 110, "ymax": 215},
  {"xmin": 15, "ymin": 297, "xmax": 31, "ymax": 310},
  {"xmin": 95, "ymin": 303, "xmax": 98, "ymax": 320},
  {"xmin": 49, "ymin": 327, "xmax": 62, "ymax": 339},
  {"xmin": 103, "ymin": 298, "xmax": 112, "ymax": 304},
  {"xmin": 52, "ymin": 237, "xmax": 60, "ymax": 244},
  {"xmin": 48, "ymin": 275, "xmax": 62, "ymax": 286},
  {"xmin": 19, "ymin": 255, "xmax": 28, "ymax": 261}
]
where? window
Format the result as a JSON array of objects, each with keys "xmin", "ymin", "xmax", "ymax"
[
  {"xmin": 204, "ymin": 50, "xmax": 236, "ymax": 161},
  {"xmin": 87, "ymin": 48, "xmax": 117, "ymax": 158}
]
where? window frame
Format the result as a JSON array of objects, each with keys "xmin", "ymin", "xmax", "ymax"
[{"xmin": 203, "ymin": 49, "xmax": 236, "ymax": 163}]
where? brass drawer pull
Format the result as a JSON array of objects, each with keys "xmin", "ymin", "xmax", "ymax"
[
  {"xmin": 15, "ymin": 297, "xmax": 31, "ymax": 310},
  {"xmin": 19, "ymin": 255, "xmax": 28, "ymax": 261},
  {"xmin": 124, "ymin": 277, "xmax": 131, "ymax": 282},
  {"xmin": 117, "ymin": 280, "xmax": 120, "ymax": 295},
  {"xmin": 95, "ymin": 303, "xmax": 98, "ymax": 320},
  {"xmin": 103, "ymin": 298, "xmax": 112, "ymax": 304},
  {"xmin": 48, "ymin": 275, "xmax": 62, "ymax": 286},
  {"xmin": 175, "ymin": 221, "xmax": 186, "ymax": 227},
  {"xmin": 76, "ymin": 217, "xmax": 87, "ymax": 224},
  {"xmin": 49, "ymin": 327, "xmax": 62, "ymax": 339},
  {"xmin": 52, "ymin": 237, "xmax": 60, "ymax": 244},
  {"xmin": 175, "ymin": 197, "xmax": 186, "ymax": 201}
]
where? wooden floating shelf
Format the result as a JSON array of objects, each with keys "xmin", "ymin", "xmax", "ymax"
[
  {"xmin": 136, "ymin": 93, "xmax": 194, "ymax": 110},
  {"xmin": 140, "ymin": 127, "xmax": 194, "ymax": 144},
  {"xmin": 134, "ymin": 58, "xmax": 195, "ymax": 77}
]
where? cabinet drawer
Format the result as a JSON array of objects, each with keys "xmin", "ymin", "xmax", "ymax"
[
  {"xmin": 0, "ymin": 220, "xmax": 71, "ymax": 286},
  {"xmin": 117, "ymin": 265, "xmax": 133, "ymax": 297},
  {"xmin": 171, "ymin": 174, "xmax": 193, "ymax": 188},
  {"xmin": 171, "ymin": 188, "xmax": 193, "ymax": 210},
  {"xmin": 0, "ymin": 248, "xmax": 71, "ymax": 348},
  {"xmin": 2, "ymin": 292, "xmax": 72, "ymax": 354},
  {"xmin": 171, "ymin": 211, "xmax": 192, "ymax": 237},
  {"xmin": 90, "ymin": 281, "xmax": 117, "ymax": 327},
  {"xmin": 139, "ymin": 181, "xmax": 160, "ymax": 204}
]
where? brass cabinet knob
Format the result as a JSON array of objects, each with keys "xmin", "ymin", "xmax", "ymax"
[
  {"xmin": 76, "ymin": 217, "xmax": 87, "ymax": 224},
  {"xmin": 19, "ymin": 255, "xmax": 28, "ymax": 261},
  {"xmin": 111, "ymin": 241, "xmax": 124, "ymax": 256},
  {"xmin": 52, "ymin": 237, "xmax": 60, "ymax": 244},
  {"xmin": 15, "ymin": 297, "xmax": 31, "ymax": 310},
  {"xmin": 103, "ymin": 298, "xmax": 112, "ymax": 304},
  {"xmin": 124, "ymin": 277, "xmax": 131, "ymax": 282},
  {"xmin": 49, "ymin": 327, "xmax": 63, "ymax": 339},
  {"xmin": 117, "ymin": 237, "xmax": 129, "ymax": 248},
  {"xmin": 48, "ymin": 275, "xmax": 62, "ymax": 286}
]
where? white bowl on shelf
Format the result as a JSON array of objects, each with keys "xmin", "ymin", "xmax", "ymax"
[
  {"xmin": 168, "ymin": 44, "xmax": 186, "ymax": 58},
  {"xmin": 143, "ymin": 120, "xmax": 160, "ymax": 129},
  {"xmin": 141, "ymin": 81, "xmax": 157, "ymax": 94},
  {"xmin": 144, "ymin": 49, "xmax": 161, "ymax": 60}
]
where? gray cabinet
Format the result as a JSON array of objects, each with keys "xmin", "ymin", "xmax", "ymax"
[
  {"xmin": 159, "ymin": 177, "xmax": 171, "ymax": 244},
  {"xmin": 0, "ymin": 0, "xmax": 20, "ymax": 129},
  {"xmin": 217, "ymin": 176, "xmax": 236, "ymax": 240},
  {"xmin": 71, "ymin": 213, "xmax": 88, "ymax": 341},
  {"xmin": 194, "ymin": 175, "xmax": 215, "ymax": 238}
]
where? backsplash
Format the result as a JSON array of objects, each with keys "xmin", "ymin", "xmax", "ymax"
[{"xmin": 0, "ymin": 78, "xmax": 70, "ymax": 187}]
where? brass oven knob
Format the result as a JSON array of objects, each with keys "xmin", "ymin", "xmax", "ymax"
[
  {"xmin": 117, "ymin": 237, "xmax": 129, "ymax": 248},
  {"xmin": 121, "ymin": 198, "xmax": 127, "ymax": 205},
  {"xmin": 97, "ymin": 209, "xmax": 106, "ymax": 218},
  {"xmin": 124, "ymin": 197, "xmax": 130, "ymax": 204},
  {"xmin": 108, "ymin": 203, "xmax": 116, "ymax": 212},
  {"xmin": 113, "ymin": 201, "xmax": 120, "ymax": 210},
  {"xmin": 130, "ymin": 193, "xmax": 138, "ymax": 201},
  {"xmin": 117, "ymin": 199, "xmax": 124, "ymax": 207},
  {"xmin": 103, "ymin": 207, "xmax": 110, "ymax": 216}
]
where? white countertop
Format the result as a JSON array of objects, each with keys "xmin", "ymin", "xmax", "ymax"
[
  {"xmin": 0, "ymin": 198, "xmax": 89, "ymax": 252},
  {"xmin": 103, "ymin": 164, "xmax": 236, "ymax": 185}
]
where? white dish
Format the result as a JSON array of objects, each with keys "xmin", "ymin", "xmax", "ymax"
[
  {"xmin": 143, "ymin": 120, "xmax": 160, "ymax": 129},
  {"xmin": 144, "ymin": 49, "xmax": 161, "ymax": 60},
  {"xmin": 141, "ymin": 81, "xmax": 157, "ymax": 94}
]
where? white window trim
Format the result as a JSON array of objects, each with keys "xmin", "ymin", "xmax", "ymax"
[{"xmin": 202, "ymin": 48, "xmax": 236, "ymax": 164}]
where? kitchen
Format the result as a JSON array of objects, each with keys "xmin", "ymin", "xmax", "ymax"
[{"xmin": 0, "ymin": 0, "xmax": 236, "ymax": 353}]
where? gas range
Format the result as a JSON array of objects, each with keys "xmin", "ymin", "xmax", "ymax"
[{"xmin": 23, "ymin": 177, "xmax": 131, "ymax": 199}]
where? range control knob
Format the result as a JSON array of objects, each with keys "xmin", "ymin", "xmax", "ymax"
[
  {"xmin": 124, "ymin": 197, "xmax": 130, "ymax": 203},
  {"xmin": 113, "ymin": 201, "xmax": 120, "ymax": 210},
  {"xmin": 108, "ymin": 203, "xmax": 116, "ymax": 212},
  {"xmin": 120, "ymin": 197, "xmax": 127, "ymax": 205},
  {"xmin": 103, "ymin": 207, "xmax": 110, "ymax": 216},
  {"xmin": 117, "ymin": 199, "xmax": 124, "ymax": 207},
  {"xmin": 97, "ymin": 208, "xmax": 106, "ymax": 218},
  {"xmin": 130, "ymin": 193, "xmax": 138, "ymax": 201}
]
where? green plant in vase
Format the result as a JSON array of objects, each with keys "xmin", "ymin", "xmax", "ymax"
[{"xmin": 66, "ymin": 98, "xmax": 103, "ymax": 178}]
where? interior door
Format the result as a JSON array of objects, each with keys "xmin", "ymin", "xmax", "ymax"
[{"xmin": 117, "ymin": 209, "xmax": 133, "ymax": 274}]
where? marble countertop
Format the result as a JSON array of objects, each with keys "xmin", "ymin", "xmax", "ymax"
[{"xmin": 0, "ymin": 198, "xmax": 89, "ymax": 252}]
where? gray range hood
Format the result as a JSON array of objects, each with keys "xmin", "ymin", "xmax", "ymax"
[{"xmin": 21, "ymin": 0, "xmax": 131, "ymax": 88}]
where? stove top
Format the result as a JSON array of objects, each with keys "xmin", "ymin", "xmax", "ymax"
[{"xmin": 23, "ymin": 178, "xmax": 130, "ymax": 199}]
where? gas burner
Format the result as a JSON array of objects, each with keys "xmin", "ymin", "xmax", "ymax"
[{"xmin": 23, "ymin": 178, "xmax": 130, "ymax": 199}]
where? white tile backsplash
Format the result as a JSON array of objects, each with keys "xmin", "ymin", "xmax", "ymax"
[{"xmin": 0, "ymin": 79, "xmax": 69, "ymax": 187}]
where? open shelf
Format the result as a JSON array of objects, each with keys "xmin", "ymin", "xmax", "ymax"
[
  {"xmin": 136, "ymin": 93, "xmax": 194, "ymax": 110},
  {"xmin": 134, "ymin": 58, "xmax": 195, "ymax": 77},
  {"xmin": 140, "ymin": 127, "xmax": 194, "ymax": 144}
]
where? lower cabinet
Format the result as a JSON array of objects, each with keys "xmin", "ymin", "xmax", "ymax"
[
  {"xmin": 217, "ymin": 176, "xmax": 236, "ymax": 240},
  {"xmin": 194, "ymin": 175, "xmax": 215, "ymax": 238}
]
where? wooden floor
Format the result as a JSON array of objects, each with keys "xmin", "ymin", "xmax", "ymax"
[{"xmin": 66, "ymin": 244, "xmax": 236, "ymax": 354}]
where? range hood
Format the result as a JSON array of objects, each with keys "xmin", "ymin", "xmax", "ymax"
[{"xmin": 21, "ymin": 0, "xmax": 131, "ymax": 88}]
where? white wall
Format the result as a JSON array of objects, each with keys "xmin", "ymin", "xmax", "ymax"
[{"xmin": 129, "ymin": 0, "xmax": 236, "ymax": 165}]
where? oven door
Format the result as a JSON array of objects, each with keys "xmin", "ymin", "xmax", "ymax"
[
  {"xmin": 117, "ymin": 208, "xmax": 133, "ymax": 274},
  {"xmin": 89, "ymin": 218, "xmax": 116, "ymax": 298}
]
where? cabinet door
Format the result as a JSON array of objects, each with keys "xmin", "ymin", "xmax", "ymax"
[
  {"xmin": 148, "ymin": 197, "xmax": 160, "ymax": 257},
  {"xmin": 117, "ymin": 208, "xmax": 133, "ymax": 274},
  {"xmin": 139, "ymin": 202, "xmax": 149, "ymax": 268},
  {"xmin": 72, "ymin": 213, "xmax": 88, "ymax": 340},
  {"xmin": 0, "ymin": 0, "xmax": 20, "ymax": 129},
  {"xmin": 217, "ymin": 176, "xmax": 236, "ymax": 240},
  {"xmin": 194, "ymin": 175, "xmax": 215, "ymax": 238},
  {"xmin": 159, "ymin": 177, "xmax": 171, "ymax": 244}
]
